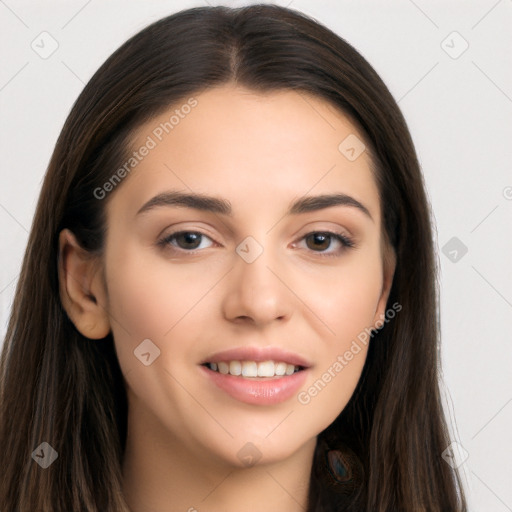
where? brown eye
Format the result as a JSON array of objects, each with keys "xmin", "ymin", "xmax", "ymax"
[
  {"xmin": 174, "ymin": 232, "xmax": 202, "ymax": 249},
  {"xmin": 159, "ymin": 231, "xmax": 214, "ymax": 251},
  {"xmin": 296, "ymin": 231, "xmax": 355, "ymax": 258},
  {"xmin": 305, "ymin": 232, "xmax": 332, "ymax": 251}
]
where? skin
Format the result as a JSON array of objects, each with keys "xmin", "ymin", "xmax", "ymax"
[{"xmin": 58, "ymin": 84, "xmax": 395, "ymax": 512}]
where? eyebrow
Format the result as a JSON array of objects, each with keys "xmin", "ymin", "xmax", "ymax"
[{"xmin": 136, "ymin": 190, "xmax": 373, "ymax": 221}]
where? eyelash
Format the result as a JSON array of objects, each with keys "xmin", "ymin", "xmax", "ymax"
[{"xmin": 157, "ymin": 230, "xmax": 355, "ymax": 258}]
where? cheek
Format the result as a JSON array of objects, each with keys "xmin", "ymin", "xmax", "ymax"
[
  {"xmin": 103, "ymin": 244, "xmax": 218, "ymax": 372},
  {"xmin": 297, "ymin": 252, "xmax": 383, "ymax": 343},
  {"xmin": 293, "ymin": 253, "xmax": 382, "ymax": 420},
  {"xmin": 297, "ymin": 343, "xmax": 368, "ymax": 432},
  {"xmin": 296, "ymin": 275, "xmax": 376, "ymax": 426}
]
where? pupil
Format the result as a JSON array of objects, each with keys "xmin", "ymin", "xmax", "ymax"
[
  {"xmin": 307, "ymin": 233, "xmax": 330, "ymax": 251},
  {"xmin": 179, "ymin": 232, "xmax": 201, "ymax": 249}
]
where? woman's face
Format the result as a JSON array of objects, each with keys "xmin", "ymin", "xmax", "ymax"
[{"xmin": 101, "ymin": 84, "xmax": 394, "ymax": 468}]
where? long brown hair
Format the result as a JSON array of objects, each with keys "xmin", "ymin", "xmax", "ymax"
[{"xmin": 0, "ymin": 4, "xmax": 467, "ymax": 511}]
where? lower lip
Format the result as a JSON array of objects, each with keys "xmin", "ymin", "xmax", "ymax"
[{"xmin": 199, "ymin": 365, "xmax": 309, "ymax": 405}]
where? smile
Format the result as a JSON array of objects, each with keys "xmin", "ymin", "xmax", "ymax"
[{"xmin": 203, "ymin": 360, "xmax": 303, "ymax": 378}]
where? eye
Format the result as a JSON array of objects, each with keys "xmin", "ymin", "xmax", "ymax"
[
  {"xmin": 157, "ymin": 229, "xmax": 355, "ymax": 257},
  {"xmin": 157, "ymin": 230, "xmax": 215, "ymax": 251},
  {"xmin": 295, "ymin": 231, "xmax": 355, "ymax": 257}
]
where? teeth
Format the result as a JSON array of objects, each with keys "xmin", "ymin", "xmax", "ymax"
[
  {"xmin": 258, "ymin": 361, "xmax": 274, "ymax": 377},
  {"xmin": 285, "ymin": 364, "xmax": 295, "ymax": 375},
  {"xmin": 242, "ymin": 361, "xmax": 258, "ymax": 377},
  {"xmin": 218, "ymin": 362, "xmax": 229, "ymax": 374},
  {"xmin": 207, "ymin": 360, "xmax": 301, "ymax": 378},
  {"xmin": 229, "ymin": 360, "xmax": 242, "ymax": 376},
  {"xmin": 275, "ymin": 362, "xmax": 287, "ymax": 376}
]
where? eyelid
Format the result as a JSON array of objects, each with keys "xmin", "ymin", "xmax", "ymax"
[
  {"xmin": 157, "ymin": 229, "xmax": 217, "ymax": 250},
  {"xmin": 157, "ymin": 227, "xmax": 356, "ymax": 257},
  {"xmin": 291, "ymin": 230, "xmax": 355, "ymax": 258}
]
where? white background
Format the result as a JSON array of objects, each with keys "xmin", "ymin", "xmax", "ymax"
[{"xmin": 1, "ymin": 1, "xmax": 511, "ymax": 510}]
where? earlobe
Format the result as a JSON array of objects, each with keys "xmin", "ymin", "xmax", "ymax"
[
  {"xmin": 373, "ymin": 246, "xmax": 397, "ymax": 327},
  {"xmin": 57, "ymin": 228, "xmax": 111, "ymax": 339}
]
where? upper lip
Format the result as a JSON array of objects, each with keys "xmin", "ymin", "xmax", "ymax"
[{"xmin": 200, "ymin": 346, "xmax": 312, "ymax": 368}]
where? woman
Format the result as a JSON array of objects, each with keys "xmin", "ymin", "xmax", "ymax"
[{"xmin": 0, "ymin": 4, "xmax": 467, "ymax": 511}]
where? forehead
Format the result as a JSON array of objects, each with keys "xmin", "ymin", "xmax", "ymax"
[{"xmin": 111, "ymin": 84, "xmax": 380, "ymax": 223}]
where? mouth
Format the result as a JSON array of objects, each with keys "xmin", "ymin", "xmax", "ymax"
[
  {"xmin": 199, "ymin": 346, "xmax": 311, "ymax": 405},
  {"xmin": 201, "ymin": 360, "xmax": 305, "ymax": 379}
]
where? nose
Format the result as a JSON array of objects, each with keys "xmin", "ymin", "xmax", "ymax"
[{"xmin": 221, "ymin": 240, "xmax": 292, "ymax": 327}]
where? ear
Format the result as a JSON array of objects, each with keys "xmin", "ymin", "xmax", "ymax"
[
  {"xmin": 57, "ymin": 228, "xmax": 111, "ymax": 339},
  {"xmin": 372, "ymin": 243, "xmax": 397, "ymax": 327}
]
